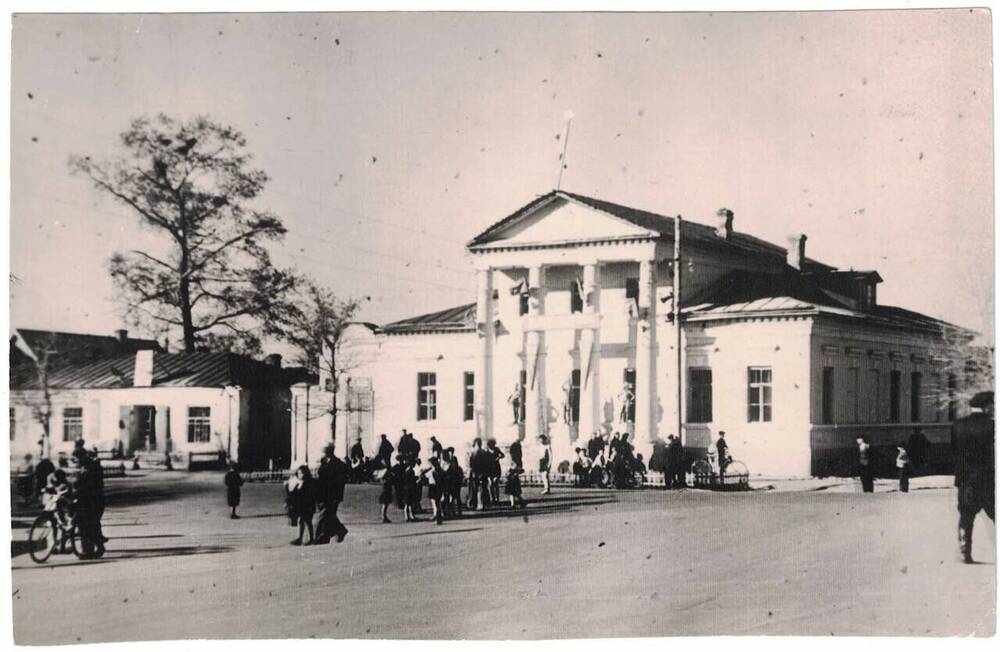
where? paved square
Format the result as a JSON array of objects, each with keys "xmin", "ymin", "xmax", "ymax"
[{"xmin": 10, "ymin": 472, "xmax": 996, "ymax": 643}]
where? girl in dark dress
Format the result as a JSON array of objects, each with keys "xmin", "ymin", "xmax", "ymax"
[
  {"xmin": 404, "ymin": 459, "xmax": 420, "ymax": 522},
  {"xmin": 289, "ymin": 465, "xmax": 316, "ymax": 545},
  {"xmin": 504, "ymin": 462, "xmax": 525, "ymax": 508},
  {"xmin": 224, "ymin": 462, "xmax": 244, "ymax": 519},
  {"xmin": 378, "ymin": 460, "xmax": 395, "ymax": 523}
]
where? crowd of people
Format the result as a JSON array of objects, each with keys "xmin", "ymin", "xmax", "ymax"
[{"xmin": 571, "ymin": 431, "xmax": 648, "ymax": 488}]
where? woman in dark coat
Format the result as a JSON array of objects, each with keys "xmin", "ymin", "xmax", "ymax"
[
  {"xmin": 289, "ymin": 465, "xmax": 316, "ymax": 545},
  {"xmin": 379, "ymin": 460, "xmax": 396, "ymax": 523},
  {"xmin": 224, "ymin": 462, "xmax": 244, "ymax": 519},
  {"xmin": 403, "ymin": 459, "xmax": 420, "ymax": 522}
]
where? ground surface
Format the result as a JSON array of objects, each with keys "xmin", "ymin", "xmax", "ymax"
[{"xmin": 9, "ymin": 472, "xmax": 996, "ymax": 643}]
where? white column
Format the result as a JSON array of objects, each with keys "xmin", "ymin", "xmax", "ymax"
[
  {"xmin": 577, "ymin": 263, "xmax": 601, "ymax": 441},
  {"xmin": 475, "ymin": 268, "xmax": 494, "ymax": 441},
  {"xmin": 633, "ymin": 258, "xmax": 658, "ymax": 460},
  {"xmin": 523, "ymin": 265, "xmax": 547, "ymax": 453}
]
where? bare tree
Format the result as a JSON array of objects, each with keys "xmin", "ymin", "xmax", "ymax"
[
  {"xmin": 70, "ymin": 114, "xmax": 297, "ymax": 354},
  {"xmin": 928, "ymin": 323, "xmax": 995, "ymax": 418},
  {"xmin": 272, "ymin": 281, "xmax": 364, "ymax": 447},
  {"xmin": 20, "ymin": 334, "xmax": 65, "ymax": 459}
]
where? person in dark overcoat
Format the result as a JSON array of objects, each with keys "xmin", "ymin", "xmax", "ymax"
[
  {"xmin": 952, "ymin": 391, "xmax": 995, "ymax": 563},
  {"xmin": 314, "ymin": 445, "xmax": 349, "ymax": 543},
  {"xmin": 74, "ymin": 450, "xmax": 106, "ymax": 558},
  {"xmin": 224, "ymin": 462, "xmax": 244, "ymax": 519},
  {"xmin": 289, "ymin": 465, "xmax": 316, "ymax": 545}
]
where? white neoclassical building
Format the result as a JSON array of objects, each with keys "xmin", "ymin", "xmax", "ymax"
[{"xmin": 292, "ymin": 190, "xmax": 976, "ymax": 477}]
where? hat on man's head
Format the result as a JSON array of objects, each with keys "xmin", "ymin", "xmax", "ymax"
[{"xmin": 970, "ymin": 391, "xmax": 994, "ymax": 409}]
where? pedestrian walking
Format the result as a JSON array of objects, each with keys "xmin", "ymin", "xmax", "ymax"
[
  {"xmin": 896, "ymin": 443, "xmax": 911, "ymax": 493},
  {"xmin": 379, "ymin": 457, "xmax": 396, "ymax": 523},
  {"xmin": 289, "ymin": 465, "xmax": 316, "ymax": 545},
  {"xmin": 857, "ymin": 436, "xmax": 874, "ymax": 493},
  {"xmin": 538, "ymin": 434, "xmax": 552, "ymax": 495},
  {"xmin": 425, "ymin": 457, "xmax": 445, "ymax": 525},
  {"xmin": 403, "ymin": 458, "xmax": 420, "ymax": 522},
  {"xmin": 951, "ymin": 391, "xmax": 995, "ymax": 563},
  {"xmin": 443, "ymin": 448, "xmax": 464, "ymax": 517},
  {"xmin": 315, "ymin": 445, "xmax": 349, "ymax": 543},
  {"xmin": 224, "ymin": 462, "xmax": 244, "ymax": 519}
]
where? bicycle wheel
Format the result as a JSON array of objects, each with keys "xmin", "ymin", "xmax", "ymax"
[
  {"xmin": 28, "ymin": 514, "xmax": 56, "ymax": 563},
  {"xmin": 68, "ymin": 524, "xmax": 88, "ymax": 559}
]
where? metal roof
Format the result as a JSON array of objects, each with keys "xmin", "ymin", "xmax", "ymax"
[
  {"xmin": 381, "ymin": 303, "xmax": 477, "ymax": 335},
  {"xmin": 15, "ymin": 328, "xmax": 161, "ymax": 362},
  {"xmin": 9, "ymin": 351, "xmax": 313, "ymax": 391}
]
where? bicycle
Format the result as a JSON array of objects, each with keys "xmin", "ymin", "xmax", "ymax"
[
  {"xmin": 689, "ymin": 456, "xmax": 750, "ymax": 490},
  {"xmin": 28, "ymin": 502, "xmax": 85, "ymax": 564}
]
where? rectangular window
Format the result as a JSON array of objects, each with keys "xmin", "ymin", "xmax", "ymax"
[
  {"xmin": 187, "ymin": 407, "xmax": 212, "ymax": 443},
  {"xmin": 747, "ymin": 367, "xmax": 773, "ymax": 422},
  {"xmin": 688, "ymin": 368, "xmax": 713, "ymax": 423},
  {"xmin": 622, "ymin": 368, "xmax": 636, "ymax": 423},
  {"xmin": 62, "ymin": 407, "xmax": 83, "ymax": 442},
  {"xmin": 910, "ymin": 372, "xmax": 922, "ymax": 422},
  {"xmin": 889, "ymin": 370, "xmax": 902, "ymax": 423},
  {"xmin": 846, "ymin": 367, "xmax": 860, "ymax": 423},
  {"xmin": 569, "ymin": 369, "xmax": 582, "ymax": 424},
  {"xmin": 868, "ymin": 369, "xmax": 882, "ymax": 423},
  {"xmin": 417, "ymin": 372, "xmax": 437, "ymax": 421},
  {"xmin": 821, "ymin": 367, "xmax": 835, "ymax": 424},
  {"xmin": 570, "ymin": 280, "xmax": 583, "ymax": 313},
  {"xmin": 519, "ymin": 292, "xmax": 529, "ymax": 316},
  {"xmin": 947, "ymin": 374, "xmax": 958, "ymax": 421},
  {"xmin": 463, "ymin": 371, "xmax": 475, "ymax": 422}
]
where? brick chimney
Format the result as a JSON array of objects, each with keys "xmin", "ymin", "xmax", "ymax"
[
  {"xmin": 714, "ymin": 208, "xmax": 734, "ymax": 239},
  {"xmin": 133, "ymin": 350, "xmax": 154, "ymax": 387},
  {"xmin": 115, "ymin": 329, "xmax": 128, "ymax": 343},
  {"xmin": 787, "ymin": 234, "xmax": 808, "ymax": 270}
]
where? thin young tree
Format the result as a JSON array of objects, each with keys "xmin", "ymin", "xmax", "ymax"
[
  {"xmin": 20, "ymin": 333, "xmax": 64, "ymax": 459},
  {"xmin": 70, "ymin": 114, "xmax": 297, "ymax": 354},
  {"xmin": 273, "ymin": 282, "xmax": 364, "ymax": 448}
]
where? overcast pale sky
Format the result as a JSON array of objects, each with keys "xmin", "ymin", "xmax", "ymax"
[{"xmin": 9, "ymin": 10, "xmax": 994, "ymax": 350}]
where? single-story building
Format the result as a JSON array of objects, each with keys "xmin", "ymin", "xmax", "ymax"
[{"xmin": 10, "ymin": 342, "xmax": 312, "ymax": 471}]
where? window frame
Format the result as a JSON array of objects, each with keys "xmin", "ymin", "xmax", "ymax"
[
  {"xmin": 889, "ymin": 370, "xmax": 902, "ymax": 423},
  {"xmin": 821, "ymin": 366, "xmax": 835, "ymax": 424},
  {"xmin": 687, "ymin": 367, "xmax": 713, "ymax": 424},
  {"xmin": 747, "ymin": 367, "xmax": 773, "ymax": 423},
  {"xmin": 569, "ymin": 369, "xmax": 581, "ymax": 424},
  {"xmin": 417, "ymin": 372, "xmax": 438, "ymax": 421},
  {"xmin": 463, "ymin": 371, "xmax": 475, "ymax": 422},
  {"xmin": 910, "ymin": 371, "xmax": 922, "ymax": 423},
  {"xmin": 570, "ymin": 280, "xmax": 583, "ymax": 314},
  {"xmin": 62, "ymin": 406, "xmax": 83, "ymax": 442},
  {"xmin": 187, "ymin": 406, "xmax": 212, "ymax": 444}
]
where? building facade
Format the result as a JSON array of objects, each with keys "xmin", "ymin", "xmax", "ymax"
[
  {"xmin": 292, "ymin": 191, "xmax": 977, "ymax": 477},
  {"xmin": 10, "ymin": 347, "xmax": 307, "ymax": 470}
]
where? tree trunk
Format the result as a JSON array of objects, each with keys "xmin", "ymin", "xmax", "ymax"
[
  {"xmin": 330, "ymin": 389, "xmax": 338, "ymax": 452},
  {"xmin": 179, "ymin": 257, "xmax": 196, "ymax": 352}
]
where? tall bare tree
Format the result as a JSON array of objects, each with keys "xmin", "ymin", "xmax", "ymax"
[
  {"xmin": 70, "ymin": 114, "xmax": 297, "ymax": 354},
  {"xmin": 928, "ymin": 324, "xmax": 994, "ymax": 418},
  {"xmin": 272, "ymin": 281, "xmax": 364, "ymax": 446},
  {"xmin": 19, "ymin": 333, "xmax": 65, "ymax": 459}
]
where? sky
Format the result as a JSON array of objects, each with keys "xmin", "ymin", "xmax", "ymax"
[{"xmin": 8, "ymin": 10, "xmax": 995, "ymax": 352}]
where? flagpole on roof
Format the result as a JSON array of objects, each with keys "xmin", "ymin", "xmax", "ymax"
[{"xmin": 555, "ymin": 110, "xmax": 574, "ymax": 191}]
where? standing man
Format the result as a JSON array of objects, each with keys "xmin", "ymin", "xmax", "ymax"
[
  {"xmin": 315, "ymin": 444, "xmax": 349, "ymax": 543},
  {"xmin": 74, "ymin": 449, "xmax": 106, "ymax": 558},
  {"xmin": 716, "ymin": 431, "xmax": 730, "ymax": 477},
  {"xmin": 377, "ymin": 434, "xmax": 394, "ymax": 469},
  {"xmin": 857, "ymin": 436, "xmax": 874, "ymax": 493},
  {"xmin": 509, "ymin": 438, "xmax": 523, "ymax": 471},
  {"xmin": 952, "ymin": 391, "xmax": 995, "ymax": 564}
]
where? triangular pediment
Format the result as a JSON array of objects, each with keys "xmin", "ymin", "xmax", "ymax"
[{"xmin": 468, "ymin": 193, "xmax": 660, "ymax": 248}]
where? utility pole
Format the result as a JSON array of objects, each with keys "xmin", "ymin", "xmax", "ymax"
[{"xmin": 674, "ymin": 214, "xmax": 684, "ymax": 444}]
